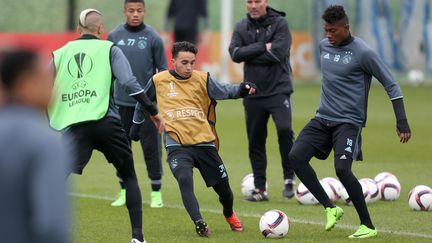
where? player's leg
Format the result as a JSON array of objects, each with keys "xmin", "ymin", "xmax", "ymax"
[
  {"xmin": 167, "ymin": 147, "xmax": 209, "ymax": 236},
  {"xmin": 96, "ymin": 117, "xmax": 144, "ymax": 242},
  {"xmin": 139, "ymin": 111, "xmax": 163, "ymax": 208},
  {"xmin": 63, "ymin": 124, "xmax": 94, "ymax": 176},
  {"xmin": 243, "ymin": 98, "xmax": 270, "ymax": 201},
  {"xmin": 269, "ymin": 93, "xmax": 296, "ymax": 198},
  {"xmin": 289, "ymin": 118, "xmax": 343, "ymax": 231},
  {"xmin": 196, "ymin": 146, "xmax": 243, "ymax": 232},
  {"xmin": 332, "ymin": 124, "xmax": 376, "ymax": 238},
  {"xmin": 111, "ymin": 106, "xmax": 134, "ymax": 207}
]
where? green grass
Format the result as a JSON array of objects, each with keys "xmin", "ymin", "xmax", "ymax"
[{"xmin": 71, "ymin": 84, "xmax": 432, "ymax": 242}]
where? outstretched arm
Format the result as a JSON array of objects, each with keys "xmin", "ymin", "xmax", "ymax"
[
  {"xmin": 207, "ymin": 73, "xmax": 256, "ymax": 100},
  {"xmin": 360, "ymin": 49, "xmax": 411, "ymax": 143}
]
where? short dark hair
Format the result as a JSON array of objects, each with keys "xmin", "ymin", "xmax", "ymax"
[
  {"xmin": 322, "ymin": 5, "xmax": 348, "ymax": 24},
  {"xmin": 0, "ymin": 50, "xmax": 38, "ymax": 90},
  {"xmin": 172, "ymin": 41, "xmax": 198, "ymax": 58},
  {"xmin": 124, "ymin": 0, "xmax": 145, "ymax": 5}
]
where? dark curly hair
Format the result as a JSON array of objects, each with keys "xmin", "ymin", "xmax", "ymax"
[
  {"xmin": 172, "ymin": 41, "xmax": 198, "ymax": 58},
  {"xmin": 322, "ymin": 5, "xmax": 348, "ymax": 24},
  {"xmin": 124, "ymin": 0, "xmax": 144, "ymax": 5}
]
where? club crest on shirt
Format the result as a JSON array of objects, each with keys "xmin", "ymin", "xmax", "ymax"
[
  {"xmin": 342, "ymin": 51, "xmax": 353, "ymax": 64},
  {"xmin": 138, "ymin": 40, "xmax": 147, "ymax": 49}
]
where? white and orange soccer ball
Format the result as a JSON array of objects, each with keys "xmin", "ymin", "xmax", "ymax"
[
  {"xmin": 320, "ymin": 177, "xmax": 344, "ymax": 202},
  {"xmin": 295, "ymin": 182, "xmax": 319, "ymax": 205},
  {"xmin": 408, "ymin": 185, "xmax": 432, "ymax": 211},
  {"xmin": 374, "ymin": 172, "xmax": 401, "ymax": 201},
  {"xmin": 259, "ymin": 209, "xmax": 290, "ymax": 238}
]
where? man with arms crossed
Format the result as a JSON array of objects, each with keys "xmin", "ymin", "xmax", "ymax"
[{"xmin": 229, "ymin": 0, "xmax": 296, "ymax": 201}]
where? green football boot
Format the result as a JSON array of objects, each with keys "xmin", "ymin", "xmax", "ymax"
[
  {"xmin": 325, "ymin": 206, "xmax": 344, "ymax": 231},
  {"xmin": 348, "ymin": 225, "xmax": 378, "ymax": 239},
  {"xmin": 111, "ymin": 189, "xmax": 126, "ymax": 207},
  {"xmin": 150, "ymin": 191, "xmax": 164, "ymax": 208}
]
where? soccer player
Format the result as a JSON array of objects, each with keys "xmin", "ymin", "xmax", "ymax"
[
  {"xmin": 229, "ymin": 0, "xmax": 296, "ymax": 201},
  {"xmin": 107, "ymin": 0, "xmax": 167, "ymax": 208},
  {"xmin": 48, "ymin": 9, "xmax": 165, "ymax": 243},
  {"xmin": 132, "ymin": 42, "xmax": 255, "ymax": 237},
  {"xmin": 288, "ymin": 5, "xmax": 411, "ymax": 239},
  {"xmin": 0, "ymin": 50, "xmax": 70, "ymax": 243}
]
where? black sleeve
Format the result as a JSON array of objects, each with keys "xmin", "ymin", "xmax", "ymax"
[
  {"xmin": 391, "ymin": 98, "xmax": 410, "ymax": 133},
  {"xmin": 229, "ymin": 22, "xmax": 267, "ymax": 63}
]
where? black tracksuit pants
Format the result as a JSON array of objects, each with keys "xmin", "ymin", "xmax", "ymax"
[
  {"xmin": 116, "ymin": 106, "xmax": 163, "ymax": 190},
  {"xmin": 243, "ymin": 93, "xmax": 295, "ymax": 190}
]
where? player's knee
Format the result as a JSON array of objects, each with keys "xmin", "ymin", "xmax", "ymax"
[
  {"xmin": 335, "ymin": 163, "xmax": 352, "ymax": 181},
  {"xmin": 175, "ymin": 170, "xmax": 193, "ymax": 187},
  {"xmin": 288, "ymin": 151, "xmax": 304, "ymax": 170}
]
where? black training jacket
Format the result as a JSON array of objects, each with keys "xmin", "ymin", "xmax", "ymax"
[{"xmin": 229, "ymin": 7, "xmax": 293, "ymax": 98}]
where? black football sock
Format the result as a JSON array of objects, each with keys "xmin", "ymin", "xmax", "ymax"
[
  {"xmin": 335, "ymin": 157, "xmax": 374, "ymax": 229},
  {"xmin": 116, "ymin": 171, "xmax": 126, "ymax": 189},
  {"xmin": 213, "ymin": 180, "xmax": 234, "ymax": 217},
  {"xmin": 151, "ymin": 178, "xmax": 162, "ymax": 191},
  {"xmin": 174, "ymin": 168, "xmax": 202, "ymax": 222},
  {"xmin": 124, "ymin": 177, "xmax": 143, "ymax": 240}
]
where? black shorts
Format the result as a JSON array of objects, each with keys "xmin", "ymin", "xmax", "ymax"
[
  {"xmin": 296, "ymin": 117, "xmax": 363, "ymax": 161},
  {"xmin": 166, "ymin": 146, "xmax": 228, "ymax": 187},
  {"xmin": 64, "ymin": 116, "xmax": 135, "ymax": 174}
]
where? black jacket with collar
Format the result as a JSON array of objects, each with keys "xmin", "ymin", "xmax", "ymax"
[{"xmin": 229, "ymin": 7, "xmax": 293, "ymax": 98}]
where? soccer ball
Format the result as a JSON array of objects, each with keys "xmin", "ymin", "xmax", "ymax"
[
  {"xmin": 295, "ymin": 182, "xmax": 319, "ymax": 205},
  {"xmin": 241, "ymin": 173, "xmax": 267, "ymax": 196},
  {"xmin": 359, "ymin": 178, "xmax": 380, "ymax": 204},
  {"xmin": 320, "ymin": 177, "xmax": 343, "ymax": 202},
  {"xmin": 374, "ymin": 172, "xmax": 401, "ymax": 201},
  {"xmin": 259, "ymin": 209, "xmax": 290, "ymax": 238},
  {"xmin": 408, "ymin": 185, "xmax": 432, "ymax": 211},
  {"xmin": 407, "ymin": 69, "xmax": 425, "ymax": 86}
]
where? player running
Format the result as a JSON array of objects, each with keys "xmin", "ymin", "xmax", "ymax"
[
  {"xmin": 131, "ymin": 41, "xmax": 256, "ymax": 237},
  {"xmin": 288, "ymin": 5, "xmax": 411, "ymax": 239}
]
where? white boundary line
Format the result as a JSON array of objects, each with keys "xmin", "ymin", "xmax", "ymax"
[{"xmin": 70, "ymin": 192, "xmax": 432, "ymax": 239}]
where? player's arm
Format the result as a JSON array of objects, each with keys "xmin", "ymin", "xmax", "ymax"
[
  {"xmin": 111, "ymin": 46, "xmax": 157, "ymax": 115},
  {"xmin": 207, "ymin": 73, "xmax": 256, "ymax": 100},
  {"xmin": 131, "ymin": 78, "xmax": 163, "ymax": 139},
  {"xmin": 110, "ymin": 46, "xmax": 164, "ymax": 132},
  {"xmin": 360, "ymin": 49, "xmax": 411, "ymax": 143},
  {"xmin": 152, "ymin": 35, "xmax": 168, "ymax": 72},
  {"xmin": 247, "ymin": 19, "xmax": 291, "ymax": 64},
  {"xmin": 229, "ymin": 23, "xmax": 267, "ymax": 63},
  {"xmin": 30, "ymin": 135, "xmax": 70, "ymax": 243}
]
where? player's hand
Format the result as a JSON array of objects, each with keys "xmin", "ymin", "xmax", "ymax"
[
  {"xmin": 396, "ymin": 119, "xmax": 411, "ymax": 143},
  {"xmin": 266, "ymin": 42, "xmax": 272, "ymax": 51},
  {"xmin": 151, "ymin": 113, "xmax": 165, "ymax": 133},
  {"xmin": 239, "ymin": 81, "xmax": 257, "ymax": 97},
  {"xmin": 129, "ymin": 123, "xmax": 142, "ymax": 141}
]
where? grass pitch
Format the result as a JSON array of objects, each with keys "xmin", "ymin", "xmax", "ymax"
[{"xmin": 71, "ymin": 84, "xmax": 432, "ymax": 242}]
